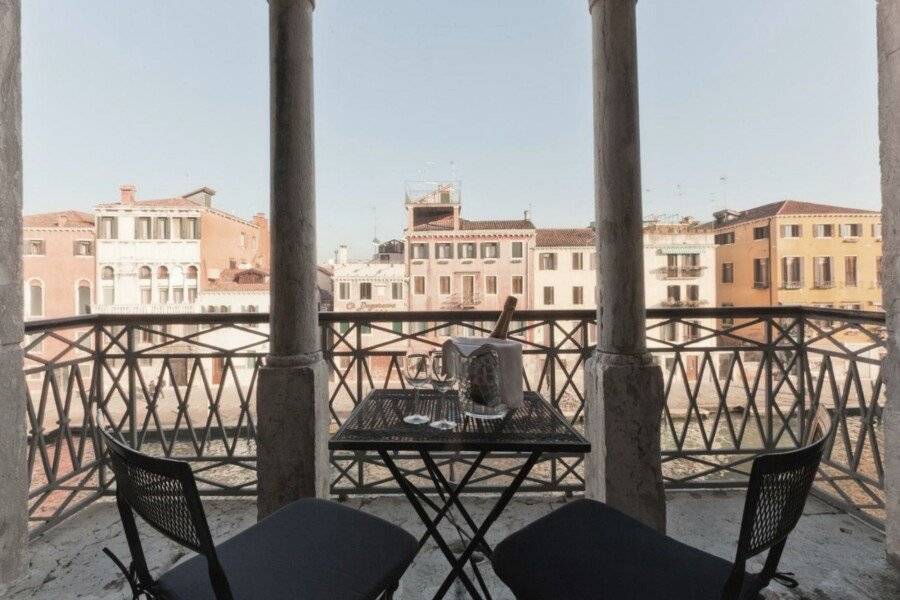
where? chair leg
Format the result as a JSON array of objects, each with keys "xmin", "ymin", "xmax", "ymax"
[{"xmin": 382, "ymin": 580, "xmax": 399, "ymax": 599}]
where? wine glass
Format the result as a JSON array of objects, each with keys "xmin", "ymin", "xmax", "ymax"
[
  {"xmin": 403, "ymin": 352, "xmax": 431, "ymax": 425},
  {"xmin": 429, "ymin": 351, "xmax": 458, "ymax": 430}
]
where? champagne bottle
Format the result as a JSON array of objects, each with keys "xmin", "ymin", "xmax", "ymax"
[{"xmin": 489, "ymin": 296, "xmax": 517, "ymax": 339}]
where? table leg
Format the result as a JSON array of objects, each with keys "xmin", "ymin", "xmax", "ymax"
[
  {"xmin": 377, "ymin": 450, "xmax": 484, "ymax": 599},
  {"xmin": 431, "ymin": 451, "xmax": 542, "ymax": 600}
]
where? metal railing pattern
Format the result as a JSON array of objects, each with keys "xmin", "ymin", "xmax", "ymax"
[{"xmin": 22, "ymin": 307, "xmax": 886, "ymax": 536}]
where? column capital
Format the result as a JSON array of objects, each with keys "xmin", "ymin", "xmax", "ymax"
[{"xmin": 268, "ymin": 0, "xmax": 315, "ymax": 9}]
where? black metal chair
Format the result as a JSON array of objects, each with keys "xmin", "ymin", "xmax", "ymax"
[
  {"xmin": 98, "ymin": 424, "xmax": 417, "ymax": 600},
  {"xmin": 492, "ymin": 408, "xmax": 834, "ymax": 600}
]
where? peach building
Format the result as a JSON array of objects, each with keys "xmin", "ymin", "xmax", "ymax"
[
  {"xmin": 22, "ymin": 211, "xmax": 96, "ymax": 364},
  {"xmin": 714, "ymin": 200, "xmax": 882, "ymax": 342},
  {"xmin": 404, "ymin": 184, "xmax": 535, "ymax": 321},
  {"xmin": 94, "ymin": 185, "xmax": 269, "ymax": 314}
]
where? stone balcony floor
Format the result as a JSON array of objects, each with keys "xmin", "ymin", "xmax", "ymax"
[{"xmin": 3, "ymin": 491, "xmax": 897, "ymax": 600}]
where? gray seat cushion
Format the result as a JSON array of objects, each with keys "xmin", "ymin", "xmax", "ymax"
[
  {"xmin": 493, "ymin": 499, "xmax": 760, "ymax": 600},
  {"xmin": 155, "ymin": 498, "xmax": 417, "ymax": 600}
]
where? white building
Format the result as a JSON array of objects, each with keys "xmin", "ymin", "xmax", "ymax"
[{"xmin": 94, "ymin": 184, "xmax": 268, "ymax": 314}]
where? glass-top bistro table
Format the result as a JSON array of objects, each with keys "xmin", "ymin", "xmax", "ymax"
[{"xmin": 329, "ymin": 389, "xmax": 591, "ymax": 600}]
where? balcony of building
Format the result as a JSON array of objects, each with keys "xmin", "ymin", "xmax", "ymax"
[{"xmin": 12, "ymin": 307, "xmax": 896, "ymax": 599}]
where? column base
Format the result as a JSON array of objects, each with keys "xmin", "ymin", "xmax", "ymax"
[
  {"xmin": 257, "ymin": 357, "xmax": 330, "ymax": 519},
  {"xmin": 0, "ymin": 345, "xmax": 27, "ymax": 583},
  {"xmin": 584, "ymin": 351, "xmax": 666, "ymax": 532}
]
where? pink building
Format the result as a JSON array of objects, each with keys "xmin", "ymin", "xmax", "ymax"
[{"xmin": 404, "ymin": 184, "xmax": 535, "ymax": 316}]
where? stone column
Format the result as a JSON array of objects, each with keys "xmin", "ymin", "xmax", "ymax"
[
  {"xmin": 878, "ymin": 0, "xmax": 900, "ymax": 567},
  {"xmin": 584, "ymin": 0, "xmax": 666, "ymax": 532},
  {"xmin": 257, "ymin": 0, "xmax": 330, "ymax": 518},
  {"xmin": 0, "ymin": 0, "xmax": 27, "ymax": 583}
]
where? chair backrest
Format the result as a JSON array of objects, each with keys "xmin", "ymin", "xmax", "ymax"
[
  {"xmin": 99, "ymin": 421, "xmax": 233, "ymax": 599},
  {"xmin": 721, "ymin": 407, "xmax": 833, "ymax": 599}
]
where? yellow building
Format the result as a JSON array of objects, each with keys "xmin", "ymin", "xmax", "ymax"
[{"xmin": 714, "ymin": 200, "xmax": 882, "ymax": 322}]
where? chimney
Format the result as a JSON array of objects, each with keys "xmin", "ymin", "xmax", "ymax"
[
  {"xmin": 120, "ymin": 184, "xmax": 136, "ymax": 204},
  {"xmin": 524, "ymin": 209, "xmax": 531, "ymax": 221},
  {"xmin": 336, "ymin": 244, "xmax": 349, "ymax": 265}
]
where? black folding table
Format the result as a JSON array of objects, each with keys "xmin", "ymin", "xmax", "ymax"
[{"xmin": 329, "ymin": 389, "xmax": 591, "ymax": 600}]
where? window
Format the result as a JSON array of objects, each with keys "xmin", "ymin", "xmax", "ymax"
[
  {"xmin": 753, "ymin": 258, "xmax": 769, "ymax": 288},
  {"xmin": 845, "ymin": 256, "xmax": 858, "ymax": 287},
  {"xmin": 338, "ymin": 322, "xmax": 350, "ymax": 334},
  {"xmin": 28, "ymin": 280, "xmax": 43, "ymax": 317},
  {"xmin": 539, "ymin": 253, "xmax": 557, "ymax": 270},
  {"xmin": 714, "ymin": 231, "xmax": 735, "ymax": 245},
  {"xmin": 139, "ymin": 266, "xmax": 152, "ymax": 280},
  {"xmin": 873, "ymin": 222, "xmax": 882, "ymax": 238},
  {"xmin": 485, "ymin": 276, "xmax": 497, "ymax": 295},
  {"xmin": 512, "ymin": 276, "xmax": 523, "ymax": 295},
  {"xmin": 840, "ymin": 223, "xmax": 862, "ymax": 238},
  {"xmin": 135, "ymin": 217, "xmax": 152, "ymax": 240},
  {"xmin": 24, "ymin": 239, "xmax": 45, "ymax": 255},
  {"xmin": 781, "ymin": 257, "xmax": 803, "ymax": 288},
  {"xmin": 572, "ymin": 252, "xmax": 584, "ymax": 270},
  {"xmin": 543, "ymin": 286, "xmax": 554, "ymax": 305},
  {"xmin": 391, "ymin": 282, "xmax": 403, "ymax": 300},
  {"xmin": 458, "ymin": 243, "xmax": 477, "ymax": 259},
  {"xmin": 240, "ymin": 232, "xmax": 246, "ymax": 248},
  {"xmin": 414, "ymin": 276, "xmax": 425, "ymax": 294},
  {"xmin": 186, "ymin": 266, "xmax": 198, "ymax": 279},
  {"xmin": 77, "ymin": 282, "xmax": 91, "ymax": 315},
  {"xmin": 360, "ymin": 325, "xmax": 372, "ymax": 335},
  {"xmin": 173, "ymin": 288, "xmax": 184, "ymax": 303},
  {"xmin": 686, "ymin": 321, "xmax": 701, "ymax": 340},
  {"xmin": 439, "ymin": 276, "xmax": 451, "ymax": 295},
  {"xmin": 753, "ymin": 226, "xmax": 769, "ymax": 240},
  {"xmin": 877, "ymin": 256, "xmax": 883, "ymax": 286},
  {"xmin": 481, "ymin": 243, "xmax": 499, "ymax": 259},
  {"xmin": 140, "ymin": 287, "xmax": 152, "ymax": 304},
  {"xmin": 511, "ymin": 242, "xmax": 523, "ymax": 259},
  {"xmin": 187, "ymin": 287, "xmax": 197, "ymax": 303},
  {"xmin": 666, "ymin": 285, "xmax": 681, "ymax": 304},
  {"xmin": 813, "ymin": 257, "xmax": 834, "ymax": 288},
  {"xmin": 359, "ymin": 282, "xmax": 372, "ymax": 300},
  {"xmin": 814, "ymin": 224, "xmax": 833, "ymax": 238},
  {"xmin": 780, "ymin": 224, "xmax": 802, "ymax": 238},
  {"xmin": 338, "ymin": 282, "xmax": 350, "ymax": 300},
  {"xmin": 721, "ymin": 262, "xmax": 734, "ymax": 284},
  {"xmin": 102, "ymin": 286, "xmax": 115, "ymax": 304},
  {"xmin": 411, "ymin": 243, "xmax": 429, "ymax": 259},
  {"xmin": 155, "ymin": 218, "xmax": 170, "ymax": 239},
  {"xmin": 392, "ymin": 322, "xmax": 404, "ymax": 334},
  {"xmin": 98, "ymin": 216, "xmax": 117, "ymax": 239},
  {"xmin": 721, "ymin": 303, "xmax": 735, "ymax": 327},
  {"xmin": 101, "ymin": 266, "xmax": 115, "ymax": 280},
  {"xmin": 572, "ymin": 286, "xmax": 584, "ymax": 305},
  {"xmin": 686, "ymin": 285, "xmax": 699, "ymax": 302},
  {"xmin": 157, "ymin": 266, "xmax": 169, "ymax": 279},
  {"xmin": 435, "ymin": 243, "xmax": 453, "ymax": 259},
  {"xmin": 183, "ymin": 217, "xmax": 200, "ymax": 239},
  {"xmin": 664, "ymin": 322, "xmax": 678, "ymax": 342},
  {"xmin": 73, "ymin": 240, "xmax": 93, "ymax": 256},
  {"xmin": 159, "ymin": 288, "xmax": 169, "ymax": 304}
]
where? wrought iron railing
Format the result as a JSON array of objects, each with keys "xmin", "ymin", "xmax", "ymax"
[{"xmin": 22, "ymin": 306, "xmax": 886, "ymax": 536}]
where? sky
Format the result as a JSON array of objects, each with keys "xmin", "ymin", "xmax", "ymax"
[{"xmin": 22, "ymin": 1, "xmax": 881, "ymax": 260}]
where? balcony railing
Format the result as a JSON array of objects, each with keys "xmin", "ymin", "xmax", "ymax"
[
  {"xmin": 661, "ymin": 266, "xmax": 707, "ymax": 279},
  {"xmin": 22, "ymin": 307, "xmax": 886, "ymax": 537}
]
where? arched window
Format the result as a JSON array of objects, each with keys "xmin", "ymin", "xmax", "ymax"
[
  {"xmin": 139, "ymin": 266, "xmax": 152, "ymax": 280},
  {"xmin": 186, "ymin": 265, "xmax": 198, "ymax": 279},
  {"xmin": 77, "ymin": 281, "xmax": 91, "ymax": 315},
  {"xmin": 28, "ymin": 280, "xmax": 43, "ymax": 317},
  {"xmin": 157, "ymin": 265, "xmax": 169, "ymax": 279},
  {"xmin": 101, "ymin": 266, "xmax": 115, "ymax": 280}
]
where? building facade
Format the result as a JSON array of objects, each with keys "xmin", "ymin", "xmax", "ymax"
[
  {"xmin": 714, "ymin": 200, "xmax": 882, "ymax": 313},
  {"xmin": 404, "ymin": 183, "xmax": 535, "ymax": 318},
  {"xmin": 94, "ymin": 185, "xmax": 269, "ymax": 314}
]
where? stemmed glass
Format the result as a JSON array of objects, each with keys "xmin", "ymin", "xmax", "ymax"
[
  {"xmin": 403, "ymin": 352, "xmax": 431, "ymax": 425},
  {"xmin": 429, "ymin": 351, "xmax": 458, "ymax": 430}
]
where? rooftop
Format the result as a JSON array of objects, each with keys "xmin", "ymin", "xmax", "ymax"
[
  {"xmin": 22, "ymin": 210, "xmax": 94, "ymax": 228},
  {"xmin": 536, "ymin": 227, "xmax": 595, "ymax": 247},
  {"xmin": 6, "ymin": 492, "xmax": 895, "ymax": 600},
  {"xmin": 714, "ymin": 200, "xmax": 880, "ymax": 228}
]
